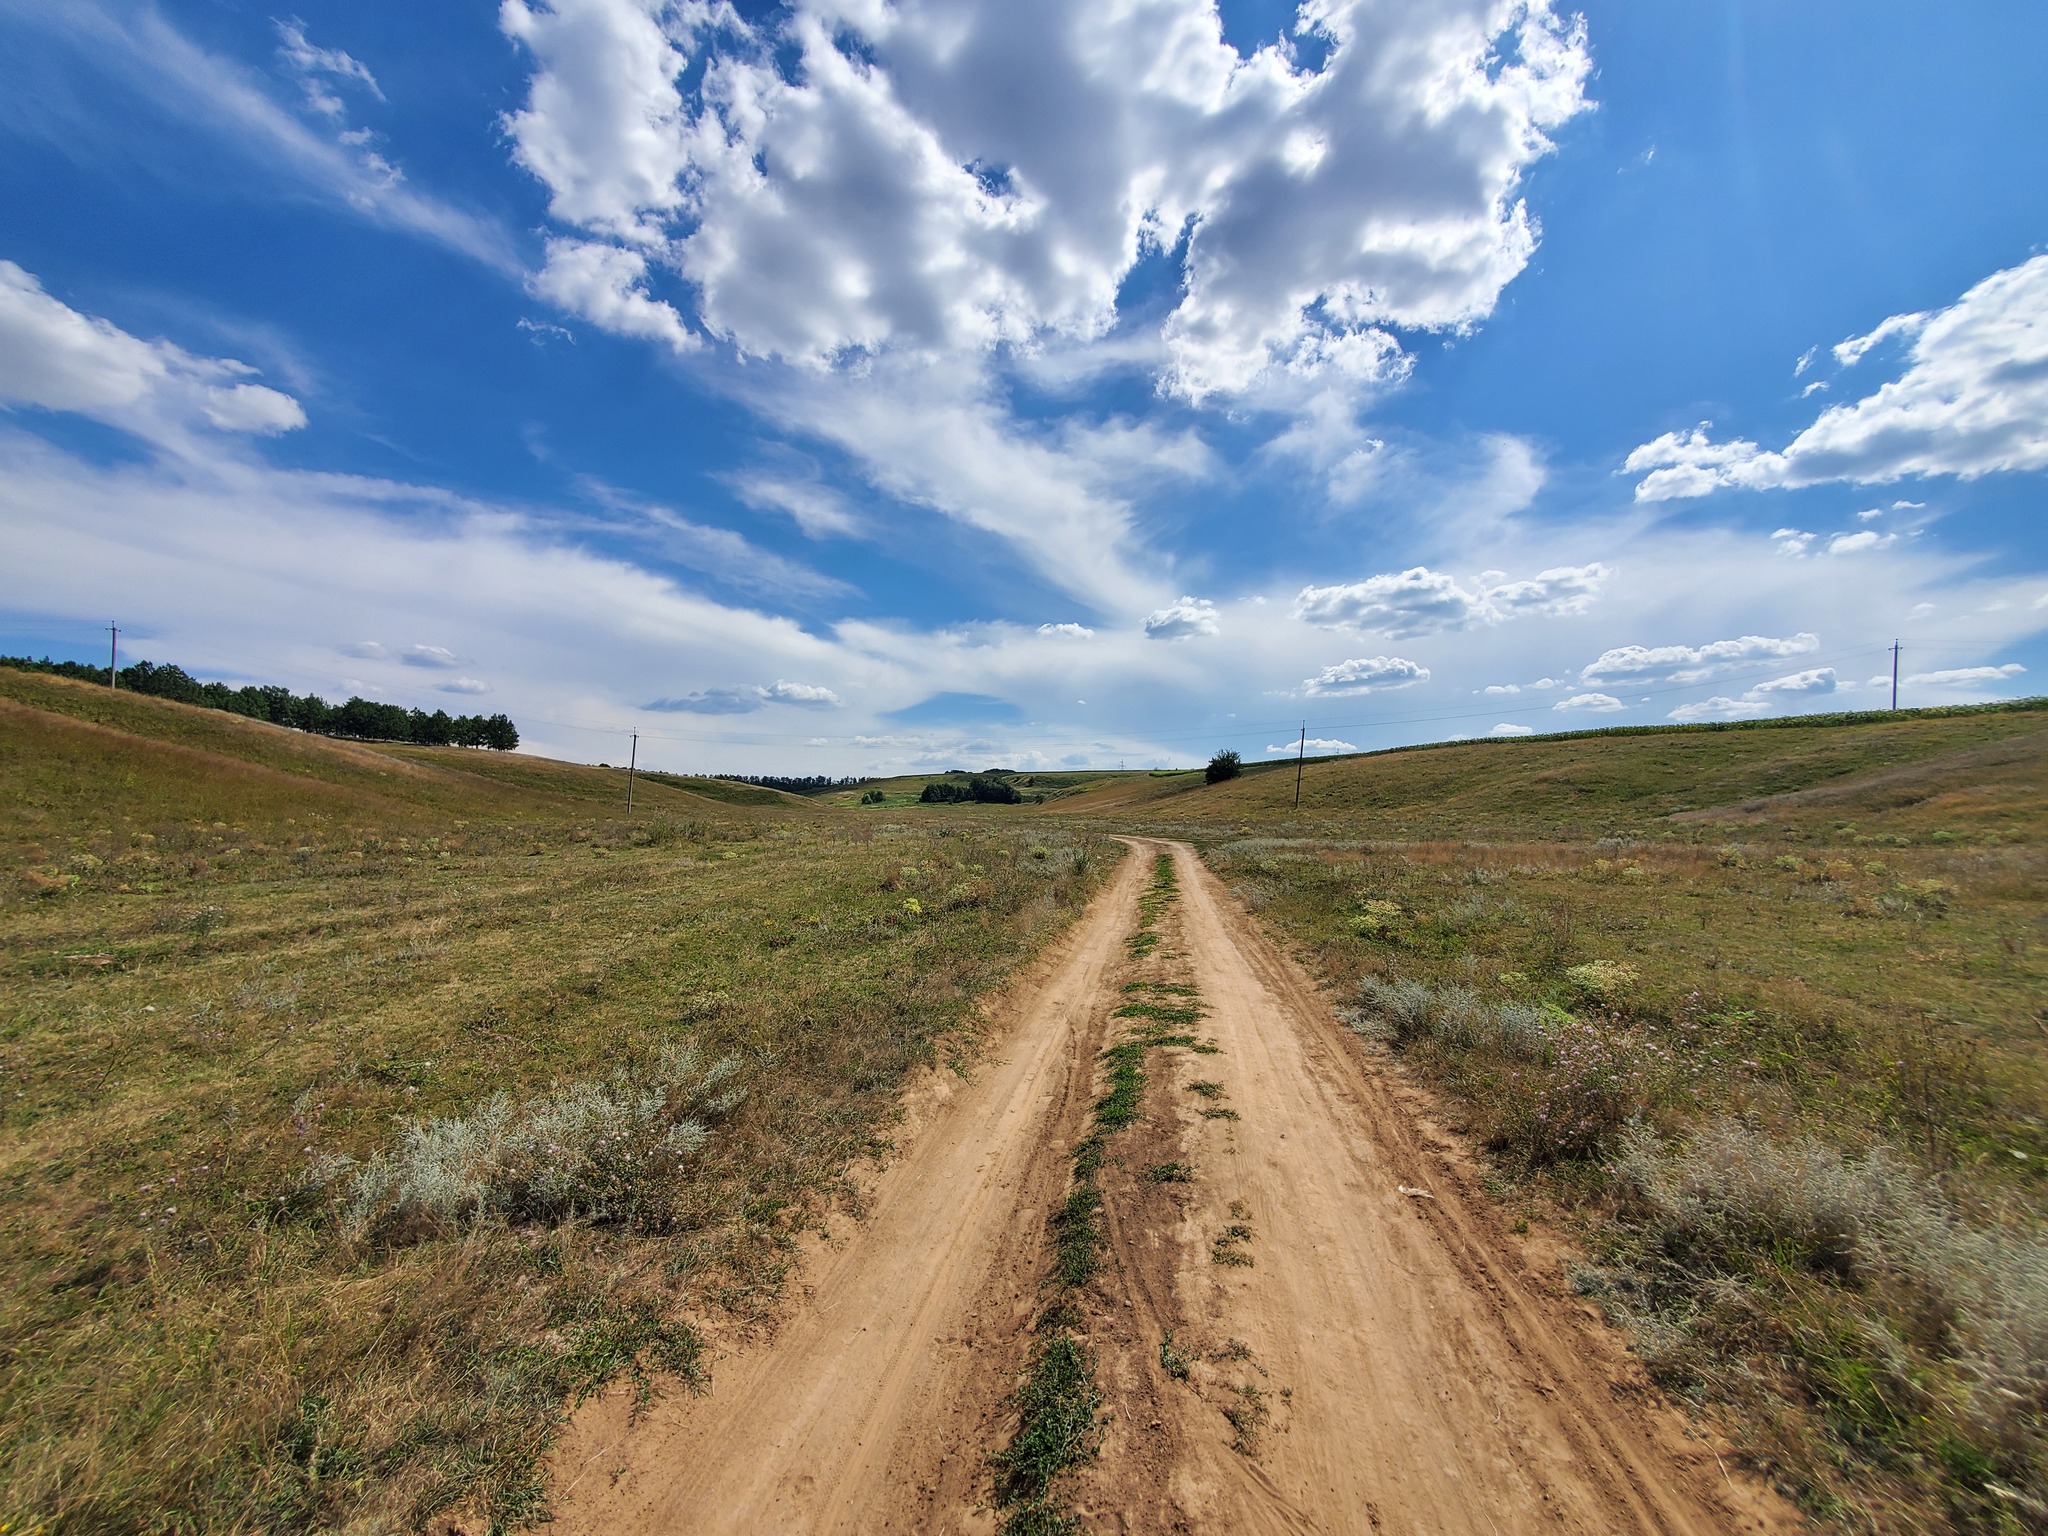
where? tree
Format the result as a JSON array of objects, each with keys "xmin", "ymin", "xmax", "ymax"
[{"xmin": 1205, "ymin": 749, "xmax": 1242, "ymax": 785}]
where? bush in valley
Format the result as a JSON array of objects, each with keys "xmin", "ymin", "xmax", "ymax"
[
  {"xmin": 1, "ymin": 653, "xmax": 519, "ymax": 749},
  {"xmin": 920, "ymin": 775, "xmax": 1024, "ymax": 804},
  {"xmin": 1205, "ymin": 749, "xmax": 1242, "ymax": 784}
]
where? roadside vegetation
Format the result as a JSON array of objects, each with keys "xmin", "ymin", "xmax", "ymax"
[
  {"xmin": 1156, "ymin": 705, "xmax": 2047, "ymax": 1533},
  {"xmin": 0, "ymin": 671, "xmax": 1112, "ymax": 1534},
  {"xmin": 993, "ymin": 852, "xmax": 1223, "ymax": 1534}
]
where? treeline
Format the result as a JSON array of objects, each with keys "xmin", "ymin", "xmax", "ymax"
[
  {"xmin": 1, "ymin": 655, "xmax": 519, "ymax": 750},
  {"xmin": 715, "ymin": 774, "xmax": 872, "ymax": 796},
  {"xmin": 920, "ymin": 775, "xmax": 1029, "ymax": 804}
]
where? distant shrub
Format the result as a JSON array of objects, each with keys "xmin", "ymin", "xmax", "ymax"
[
  {"xmin": 1205, "ymin": 750, "xmax": 1242, "ymax": 785},
  {"xmin": 920, "ymin": 776, "xmax": 1022, "ymax": 804}
]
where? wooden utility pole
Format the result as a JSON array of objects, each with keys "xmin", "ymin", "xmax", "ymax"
[
  {"xmin": 1293, "ymin": 722, "xmax": 1305, "ymax": 808},
  {"xmin": 1890, "ymin": 640, "xmax": 1900, "ymax": 711},
  {"xmin": 107, "ymin": 623, "xmax": 118, "ymax": 689},
  {"xmin": 626, "ymin": 730, "xmax": 638, "ymax": 811}
]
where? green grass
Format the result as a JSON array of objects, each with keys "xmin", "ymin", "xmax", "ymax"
[
  {"xmin": 995, "ymin": 1332, "xmax": 1102, "ymax": 1493},
  {"xmin": 0, "ymin": 679, "xmax": 1114, "ymax": 1533}
]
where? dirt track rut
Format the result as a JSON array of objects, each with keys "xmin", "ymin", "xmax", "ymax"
[{"xmin": 543, "ymin": 839, "xmax": 1794, "ymax": 1535}]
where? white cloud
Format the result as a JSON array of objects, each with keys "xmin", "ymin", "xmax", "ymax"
[
  {"xmin": 765, "ymin": 679, "xmax": 842, "ymax": 706},
  {"xmin": 1627, "ymin": 253, "xmax": 2048, "ymax": 499},
  {"xmin": 1489, "ymin": 722, "xmax": 1534, "ymax": 736},
  {"xmin": 0, "ymin": 261, "xmax": 306, "ymax": 440},
  {"xmin": 1665, "ymin": 666, "xmax": 1838, "ymax": 722},
  {"xmin": 1828, "ymin": 530, "xmax": 1896, "ymax": 554},
  {"xmin": 1581, "ymin": 632, "xmax": 1818, "ymax": 683},
  {"xmin": 1771, "ymin": 528, "xmax": 1816, "ymax": 556},
  {"xmin": 1301, "ymin": 655, "xmax": 1429, "ymax": 696},
  {"xmin": 440, "ymin": 677, "xmax": 492, "ymax": 695},
  {"xmin": 1667, "ymin": 695, "xmax": 1768, "ymax": 723},
  {"xmin": 275, "ymin": 19, "xmax": 383, "ymax": 119},
  {"xmin": 339, "ymin": 641, "xmax": 389, "ymax": 660},
  {"xmin": 400, "ymin": 645, "xmax": 462, "ymax": 669},
  {"xmin": 1293, "ymin": 562, "xmax": 1609, "ymax": 638},
  {"xmin": 1143, "ymin": 595, "xmax": 1220, "ymax": 641},
  {"xmin": 500, "ymin": 0, "xmax": 695, "ymax": 246},
  {"xmin": 1906, "ymin": 664, "xmax": 2025, "ymax": 688},
  {"xmin": 531, "ymin": 238, "xmax": 698, "ymax": 354},
  {"xmin": 1038, "ymin": 622, "xmax": 1096, "ymax": 639},
  {"xmin": 499, "ymin": 0, "xmax": 1590, "ymax": 398},
  {"xmin": 1483, "ymin": 683, "xmax": 1520, "ymax": 695},
  {"xmin": 1266, "ymin": 737, "xmax": 1357, "ymax": 755},
  {"xmin": 1554, "ymin": 692, "xmax": 1624, "ymax": 712},
  {"xmin": 1748, "ymin": 667, "xmax": 1837, "ymax": 696},
  {"xmin": 1856, "ymin": 507, "xmax": 1884, "ymax": 521},
  {"xmin": 1833, "ymin": 310, "xmax": 1929, "ymax": 369},
  {"xmin": 728, "ymin": 473, "xmax": 863, "ymax": 538},
  {"xmin": 12, "ymin": 4, "xmax": 516, "ymax": 274}
]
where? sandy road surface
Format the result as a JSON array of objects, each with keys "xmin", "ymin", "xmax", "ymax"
[{"xmin": 543, "ymin": 839, "xmax": 1791, "ymax": 1535}]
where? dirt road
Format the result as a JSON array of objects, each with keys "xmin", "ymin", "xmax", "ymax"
[{"xmin": 543, "ymin": 839, "xmax": 1791, "ymax": 1535}]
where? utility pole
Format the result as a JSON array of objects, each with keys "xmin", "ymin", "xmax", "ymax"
[
  {"xmin": 626, "ymin": 730, "xmax": 638, "ymax": 811},
  {"xmin": 107, "ymin": 623, "xmax": 119, "ymax": 689},
  {"xmin": 1890, "ymin": 640, "xmax": 1900, "ymax": 711},
  {"xmin": 1293, "ymin": 722, "xmax": 1305, "ymax": 808}
]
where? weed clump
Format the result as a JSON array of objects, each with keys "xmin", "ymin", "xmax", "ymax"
[{"xmin": 330, "ymin": 1041, "xmax": 745, "ymax": 1237}]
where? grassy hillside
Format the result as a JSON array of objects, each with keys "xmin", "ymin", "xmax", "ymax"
[
  {"xmin": 0, "ymin": 680, "xmax": 1113, "ymax": 1533},
  {"xmin": 1115, "ymin": 705, "xmax": 2048, "ymax": 1533},
  {"xmin": 1065, "ymin": 702, "xmax": 2048, "ymax": 838}
]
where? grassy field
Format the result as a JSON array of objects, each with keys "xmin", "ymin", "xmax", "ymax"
[
  {"xmin": 7, "ymin": 667, "xmax": 2046, "ymax": 1535},
  {"xmin": 0, "ymin": 672, "xmax": 1113, "ymax": 1534},
  {"xmin": 1091, "ymin": 703, "xmax": 2048, "ymax": 1533}
]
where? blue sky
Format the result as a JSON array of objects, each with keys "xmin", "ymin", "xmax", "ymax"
[{"xmin": 1, "ymin": 0, "xmax": 2043, "ymax": 773}]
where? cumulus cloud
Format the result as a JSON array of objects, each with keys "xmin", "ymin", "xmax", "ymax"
[
  {"xmin": 1554, "ymin": 692, "xmax": 1624, "ymax": 712},
  {"xmin": 1038, "ymin": 622, "xmax": 1096, "ymax": 639},
  {"xmin": 1907, "ymin": 664, "xmax": 2025, "ymax": 688},
  {"xmin": 645, "ymin": 677, "xmax": 843, "ymax": 713},
  {"xmin": 1143, "ymin": 595, "xmax": 1220, "ymax": 640},
  {"xmin": 531, "ymin": 238, "xmax": 697, "ymax": 355},
  {"xmin": 1301, "ymin": 655, "xmax": 1429, "ymax": 696},
  {"xmin": 1483, "ymin": 683, "xmax": 1520, "ymax": 695},
  {"xmin": 0, "ymin": 261, "xmax": 306, "ymax": 440},
  {"xmin": 1665, "ymin": 666, "xmax": 1838, "ymax": 722},
  {"xmin": 1771, "ymin": 528, "xmax": 1816, "ymax": 556},
  {"xmin": 1749, "ymin": 667, "xmax": 1837, "ymax": 696},
  {"xmin": 1266, "ymin": 737, "xmax": 1357, "ymax": 755},
  {"xmin": 1490, "ymin": 722, "xmax": 1534, "ymax": 735},
  {"xmin": 499, "ymin": 0, "xmax": 1590, "ymax": 396},
  {"xmin": 1293, "ymin": 562, "xmax": 1608, "ymax": 638},
  {"xmin": 400, "ymin": 644, "xmax": 461, "ymax": 668},
  {"xmin": 1666, "ymin": 695, "xmax": 1768, "ymax": 723},
  {"xmin": 439, "ymin": 677, "xmax": 491, "ymax": 695},
  {"xmin": 1827, "ymin": 529, "xmax": 1896, "ymax": 555},
  {"xmin": 1581, "ymin": 632, "xmax": 1818, "ymax": 683},
  {"xmin": 1627, "ymin": 253, "xmax": 2048, "ymax": 499}
]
